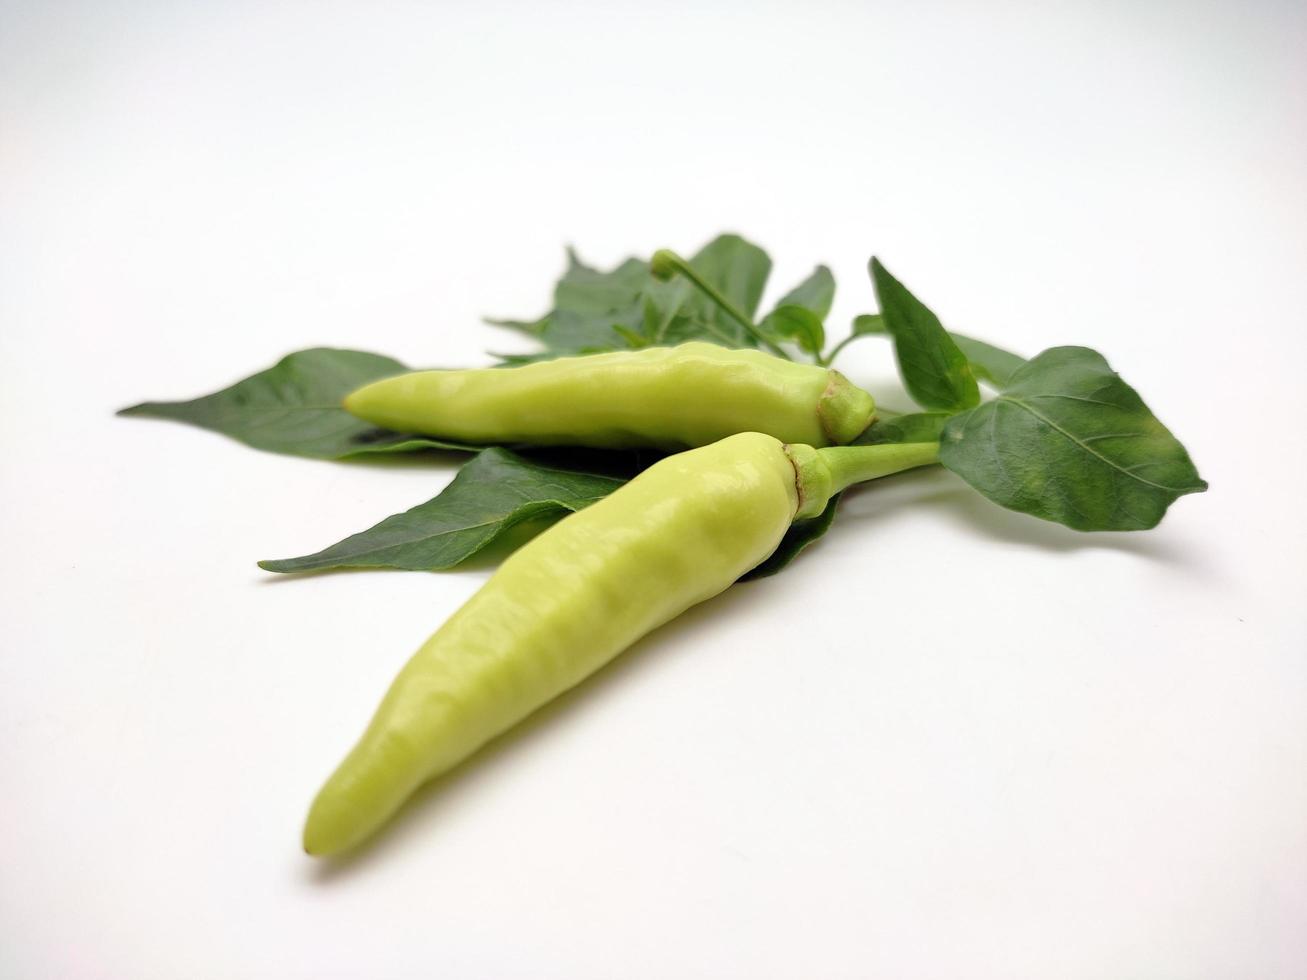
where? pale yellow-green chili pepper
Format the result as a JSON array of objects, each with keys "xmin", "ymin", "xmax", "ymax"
[
  {"xmin": 342, "ymin": 342, "xmax": 876, "ymax": 450},
  {"xmin": 303, "ymin": 433, "xmax": 937, "ymax": 857}
]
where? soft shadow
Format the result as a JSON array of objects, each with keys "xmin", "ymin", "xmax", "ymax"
[
  {"xmin": 837, "ymin": 467, "xmax": 1206, "ymax": 565},
  {"xmin": 298, "ymin": 463, "xmax": 1214, "ymax": 879},
  {"xmin": 254, "ymin": 563, "xmax": 415, "ymax": 584},
  {"xmin": 339, "ymin": 443, "xmax": 656, "ymax": 477},
  {"xmin": 302, "ymin": 579, "xmax": 771, "ymax": 883}
]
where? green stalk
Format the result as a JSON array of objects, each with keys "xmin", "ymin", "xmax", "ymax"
[
  {"xmin": 785, "ymin": 441, "xmax": 940, "ymax": 519},
  {"xmin": 651, "ymin": 249, "xmax": 790, "ymax": 358},
  {"xmin": 820, "ymin": 441, "xmax": 940, "ymax": 494}
]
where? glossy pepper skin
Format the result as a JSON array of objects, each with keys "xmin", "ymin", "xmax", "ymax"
[
  {"xmin": 343, "ymin": 342, "xmax": 876, "ymax": 450},
  {"xmin": 303, "ymin": 432, "xmax": 801, "ymax": 856}
]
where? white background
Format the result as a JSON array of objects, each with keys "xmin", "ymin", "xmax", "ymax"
[{"xmin": 2, "ymin": 1, "xmax": 1305, "ymax": 977}]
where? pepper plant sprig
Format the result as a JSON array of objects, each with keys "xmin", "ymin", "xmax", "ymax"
[{"xmin": 121, "ymin": 232, "xmax": 1206, "ymax": 577}]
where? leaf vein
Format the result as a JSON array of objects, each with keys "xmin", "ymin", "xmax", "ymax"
[{"xmin": 1003, "ymin": 397, "xmax": 1198, "ymax": 493}]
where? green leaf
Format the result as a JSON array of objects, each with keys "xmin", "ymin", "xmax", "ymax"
[
  {"xmin": 758, "ymin": 263, "xmax": 834, "ymax": 357},
  {"xmin": 118, "ymin": 348, "xmax": 476, "ymax": 459},
  {"xmin": 851, "ymin": 313, "xmax": 885, "ymax": 336},
  {"xmin": 537, "ymin": 253, "xmax": 650, "ymax": 352},
  {"xmin": 854, "ymin": 412, "xmax": 950, "ymax": 446},
  {"xmin": 759, "ymin": 305, "xmax": 825, "ymax": 357},
  {"xmin": 482, "ymin": 315, "xmax": 548, "ymax": 337},
  {"xmin": 938, "ymin": 346, "xmax": 1208, "ymax": 531},
  {"xmin": 488, "ymin": 349, "xmax": 575, "ymax": 366},
  {"xmin": 950, "ymin": 333, "xmax": 1026, "ymax": 388},
  {"xmin": 648, "ymin": 314, "xmax": 728, "ymax": 347},
  {"xmin": 258, "ymin": 448, "xmax": 627, "ymax": 572},
  {"xmin": 680, "ymin": 233, "xmax": 772, "ymax": 346},
  {"xmin": 843, "ymin": 314, "xmax": 1025, "ymax": 389},
  {"xmin": 774, "ymin": 265, "xmax": 835, "ymax": 320},
  {"xmin": 488, "ymin": 234, "xmax": 776, "ymax": 362},
  {"xmin": 553, "ymin": 249, "xmax": 649, "ymax": 314},
  {"xmin": 485, "ymin": 250, "xmax": 649, "ymax": 358},
  {"xmin": 870, "ymin": 258, "xmax": 980, "ymax": 412},
  {"xmin": 823, "ymin": 313, "xmax": 887, "ymax": 364},
  {"xmin": 742, "ymin": 493, "xmax": 842, "ymax": 580},
  {"xmin": 260, "ymin": 428, "xmax": 844, "ymax": 578}
]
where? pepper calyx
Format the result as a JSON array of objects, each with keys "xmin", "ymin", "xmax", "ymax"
[
  {"xmin": 784, "ymin": 443, "xmax": 835, "ymax": 520},
  {"xmin": 817, "ymin": 371, "xmax": 876, "ymax": 445}
]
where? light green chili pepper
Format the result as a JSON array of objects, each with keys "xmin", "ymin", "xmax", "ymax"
[
  {"xmin": 342, "ymin": 342, "xmax": 876, "ymax": 450},
  {"xmin": 303, "ymin": 432, "xmax": 937, "ymax": 857}
]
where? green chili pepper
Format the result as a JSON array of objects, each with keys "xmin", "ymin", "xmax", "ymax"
[
  {"xmin": 342, "ymin": 342, "xmax": 876, "ymax": 450},
  {"xmin": 302, "ymin": 432, "xmax": 937, "ymax": 857}
]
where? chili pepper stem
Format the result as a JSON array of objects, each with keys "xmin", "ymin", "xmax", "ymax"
[
  {"xmin": 819, "ymin": 442, "xmax": 940, "ymax": 494},
  {"xmin": 650, "ymin": 249, "xmax": 790, "ymax": 359},
  {"xmin": 785, "ymin": 440, "xmax": 941, "ymax": 519}
]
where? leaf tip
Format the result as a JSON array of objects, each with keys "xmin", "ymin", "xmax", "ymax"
[{"xmin": 116, "ymin": 401, "xmax": 169, "ymax": 418}]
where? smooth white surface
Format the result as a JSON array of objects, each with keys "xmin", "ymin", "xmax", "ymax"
[{"xmin": 2, "ymin": 1, "xmax": 1305, "ymax": 977}]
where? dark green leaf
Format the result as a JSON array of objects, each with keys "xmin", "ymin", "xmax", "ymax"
[
  {"xmin": 680, "ymin": 234, "xmax": 772, "ymax": 346},
  {"xmin": 870, "ymin": 258, "xmax": 980, "ymax": 412},
  {"xmin": 553, "ymin": 250, "xmax": 649, "ymax": 314},
  {"xmin": 938, "ymin": 346, "xmax": 1208, "ymax": 530},
  {"xmin": 638, "ymin": 282, "xmax": 688, "ymax": 344},
  {"xmin": 488, "ymin": 234, "xmax": 775, "ymax": 362},
  {"xmin": 486, "ymin": 250, "xmax": 647, "ymax": 357},
  {"xmin": 759, "ymin": 305, "xmax": 825, "ymax": 357},
  {"xmin": 742, "ymin": 493, "xmax": 842, "ymax": 580},
  {"xmin": 118, "ymin": 348, "xmax": 476, "ymax": 459},
  {"xmin": 344, "ymin": 434, "xmax": 480, "ymax": 456},
  {"xmin": 651, "ymin": 314, "xmax": 730, "ymax": 347},
  {"xmin": 258, "ymin": 448, "xmax": 627, "ymax": 573},
  {"xmin": 774, "ymin": 265, "xmax": 835, "ymax": 320},
  {"xmin": 950, "ymin": 333, "xmax": 1026, "ymax": 388},
  {"xmin": 537, "ymin": 254, "xmax": 648, "ymax": 352},
  {"xmin": 854, "ymin": 412, "xmax": 950, "ymax": 445}
]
